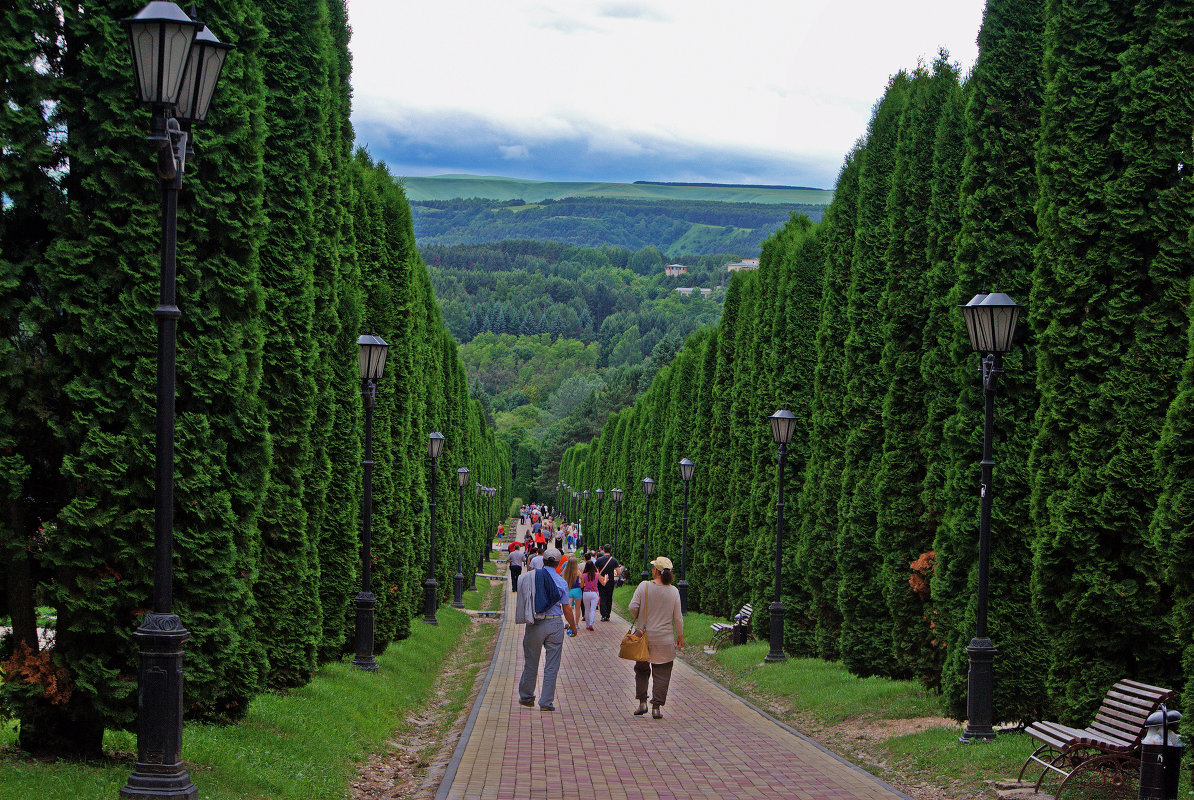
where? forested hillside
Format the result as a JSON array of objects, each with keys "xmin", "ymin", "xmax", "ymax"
[
  {"xmin": 422, "ymin": 240, "xmax": 726, "ymax": 504},
  {"xmin": 0, "ymin": 0, "xmax": 507, "ymax": 755},
  {"xmin": 410, "ymin": 196, "xmax": 824, "ymax": 256},
  {"xmin": 561, "ymin": 0, "xmax": 1194, "ymax": 740}
]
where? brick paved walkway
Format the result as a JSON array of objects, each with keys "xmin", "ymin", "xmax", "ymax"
[{"xmin": 437, "ymin": 524, "xmax": 912, "ymax": 800}]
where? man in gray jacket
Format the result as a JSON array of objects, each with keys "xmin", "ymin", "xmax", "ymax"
[{"xmin": 515, "ymin": 548, "xmax": 575, "ymax": 711}]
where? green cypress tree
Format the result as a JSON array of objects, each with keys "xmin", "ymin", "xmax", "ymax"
[
  {"xmin": 934, "ymin": 0, "xmax": 1049, "ymax": 722},
  {"xmin": 838, "ymin": 72, "xmax": 909, "ymax": 677},
  {"xmin": 252, "ymin": 0, "xmax": 337, "ymax": 687},
  {"xmin": 0, "ymin": 0, "xmax": 65, "ymax": 664},
  {"xmin": 703, "ymin": 277, "xmax": 748, "ymax": 616},
  {"xmin": 916, "ymin": 74, "xmax": 968, "ymax": 698},
  {"xmin": 767, "ymin": 216, "xmax": 822, "ymax": 655},
  {"xmin": 874, "ymin": 57, "xmax": 958, "ymax": 684},
  {"xmin": 1030, "ymin": 0, "xmax": 1191, "ymax": 719},
  {"xmin": 796, "ymin": 148, "xmax": 863, "ymax": 661}
]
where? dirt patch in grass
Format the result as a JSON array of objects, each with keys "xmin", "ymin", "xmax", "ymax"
[{"xmin": 350, "ymin": 583, "xmax": 503, "ymax": 800}]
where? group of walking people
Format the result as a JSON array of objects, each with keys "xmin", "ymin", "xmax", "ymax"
[{"xmin": 510, "ymin": 514, "xmax": 683, "ymax": 719}]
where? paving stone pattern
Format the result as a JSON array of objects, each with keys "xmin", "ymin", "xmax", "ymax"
[{"xmin": 438, "ymin": 524, "xmax": 911, "ymax": 800}]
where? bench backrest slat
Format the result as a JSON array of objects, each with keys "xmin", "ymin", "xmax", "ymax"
[{"xmin": 1083, "ymin": 680, "xmax": 1176, "ymax": 748}]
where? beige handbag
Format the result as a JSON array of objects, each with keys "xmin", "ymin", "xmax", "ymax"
[{"xmin": 618, "ymin": 584, "xmax": 650, "ymax": 661}]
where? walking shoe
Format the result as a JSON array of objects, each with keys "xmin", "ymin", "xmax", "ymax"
[
  {"xmin": 518, "ymin": 698, "xmax": 534, "ymax": 707},
  {"xmin": 633, "ymin": 702, "xmax": 649, "ymax": 716},
  {"xmin": 652, "ymin": 705, "xmax": 663, "ymax": 719},
  {"xmin": 540, "ymin": 704, "xmax": 555, "ymax": 711},
  {"xmin": 586, "ymin": 625, "xmax": 594, "ymax": 631}
]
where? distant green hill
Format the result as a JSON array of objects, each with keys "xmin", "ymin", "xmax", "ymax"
[
  {"xmin": 400, "ymin": 174, "xmax": 834, "ymax": 206},
  {"xmin": 410, "ymin": 196, "xmax": 823, "ymax": 257}
]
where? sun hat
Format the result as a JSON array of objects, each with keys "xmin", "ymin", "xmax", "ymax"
[{"xmin": 650, "ymin": 556, "xmax": 673, "ymax": 571}]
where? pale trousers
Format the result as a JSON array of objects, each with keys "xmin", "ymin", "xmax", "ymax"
[{"xmin": 582, "ymin": 591, "xmax": 599, "ymax": 627}]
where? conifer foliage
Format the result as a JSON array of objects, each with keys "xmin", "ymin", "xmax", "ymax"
[
  {"xmin": 562, "ymin": 0, "xmax": 1194, "ymax": 738},
  {"xmin": 0, "ymin": 0, "xmax": 508, "ymax": 756}
]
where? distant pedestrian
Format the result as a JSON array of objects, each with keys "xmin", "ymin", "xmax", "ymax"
[
  {"xmin": 515, "ymin": 547, "xmax": 576, "ymax": 711},
  {"xmin": 628, "ymin": 556, "xmax": 683, "ymax": 719},
  {"xmin": 595, "ymin": 544, "xmax": 620, "ymax": 622},
  {"xmin": 508, "ymin": 544, "xmax": 525, "ymax": 593},
  {"xmin": 580, "ymin": 561, "xmax": 600, "ymax": 630},
  {"xmin": 562, "ymin": 557, "xmax": 582, "ymax": 637}
]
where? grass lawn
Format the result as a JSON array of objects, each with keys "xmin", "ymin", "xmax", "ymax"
[{"xmin": 0, "ymin": 584, "xmax": 500, "ymax": 800}]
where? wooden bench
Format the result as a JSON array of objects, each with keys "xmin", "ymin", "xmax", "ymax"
[
  {"xmin": 707, "ymin": 604, "xmax": 752, "ymax": 651},
  {"xmin": 1017, "ymin": 678, "xmax": 1175, "ymax": 798}
]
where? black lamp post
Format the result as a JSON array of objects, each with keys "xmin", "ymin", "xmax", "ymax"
[
  {"xmin": 469, "ymin": 483, "xmax": 482, "ymax": 592},
  {"xmin": 453, "ymin": 467, "xmax": 469, "ymax": 607},
  {"xmin": 766, "ymin": 407, "xmax": 797, "ymax": 663},
  {"xmin": 595, "ymin": 488, "xmax": 604, "ymax": 549},
  {"xmin": 121, "ymin": 4, "xmax": 231, "ymax": 798},
  {"xmin": 486, "ymin": 486, "xmax": 496, "ymax": 561},
  {"xmin": 484, "ymin": 485, "xmax": 494, "ymax": 561},
  {"xmin": 640, "ymin": 478, "xmax": 656, "ymax": 582},
  {"xmin": 423, "ymin": 432, "xmax": 445, "ymax": 625},
  {"xmin": 611, "ymin": 488, "xmax": 623, "ymax": 558},
  {"xmin": 582, "ymin": 489, "xmax": 590, "ymax": 546},
  {"xmin": 352, "ymin": 334, "xmax": 390, "ymax": 672},
  {"xmin": 958, "ymin": 290, "xmax": 1023, "ymax": 742},
  {"xmin": 572, "ymin": 491, "xmax": 579, "ymax": 531},
  {"xmin": 678, "ymin": 458, "xmax": 695, "ymax": 615}
]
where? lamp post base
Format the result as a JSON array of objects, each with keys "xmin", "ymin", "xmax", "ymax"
[
  {"xmin": 764, "ymin": 600, "xmax": 787, "ymax": 663},
  {"xmin": 452, "ymin": 572, "xmax": 465, "ymax": 608},
  {"xmin": 421, "ymin": 577, "xmax": 439, "ymax": 625},
  {"xmin": 960, "ymin": 637, "xmax": 997, "ymax": 741},
  {"xmin": 121, "ymin": 614, "xmax": 196, "ymax": 800},
  {"xmin": 351, "ymin": 592, "xmax": 378, "ymax": 671},
  {"xmin": 677, "ymin": 579, "xmax": 688, "ymax": 616}
]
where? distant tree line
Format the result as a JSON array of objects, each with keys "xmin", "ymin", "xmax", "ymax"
[
  {"xmin": 561, "ymin": 0, "xmax": 1193, "ymax": 736},
  {"xmin": 410, "ymin": 196, "xmax": 826, "ymax": 254},
  {"xmin": 0, "ymin": 0, "xmax": 508, "ymax": 756},
  {"xmin": 425, "ymin": 240, "xmax": 727, "ymax": 346}
]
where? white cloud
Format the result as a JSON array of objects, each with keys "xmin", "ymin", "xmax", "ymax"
[
  {"xmin": 499, "ymin": 144, "xmax": 531, "ymax": 160},
  {"xmin": 346, "ymin": 0, "xmax": 985, "ymax": 182}
]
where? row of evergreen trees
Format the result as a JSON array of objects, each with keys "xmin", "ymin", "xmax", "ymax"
[
  {"xmin": 0, "ymin": 0, "xmax": 509, "ymax": 755},
  {"xmin": 560, "ymin": 0, "xmax": 1193, "ymax": 728}
]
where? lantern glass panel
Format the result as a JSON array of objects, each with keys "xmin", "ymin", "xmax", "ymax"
[
  {"xmin": 642, "ymin": 477, "xmax": 656, "ymax": 496},
  {"xmin": 769, "ymin": 408, "xmax": 797, "ymax": 445},
  {"xmin": 175, "ymin": 27, "xmax": 233, "ymax": 123},
  {"xmin": 612, "ymin": 488, "xmax": 623, "ymax": 502},
  {"xmin": 960, "ymin": 293, "xmax": 987, "ymax": 352},
  {"xmin": 457, "ymin": 467, "xmax": 469, "ymax": 488},
  {"xmin": 124, "ymin": 2, "xmax": 201, "ymax": 106},
  {"xmin": 428, "ymin": 432, "xmax": 445, "ymax": 459},
  {"xmin": 357, "ymin": 333, "xmax": 389, "ymax": 381},
  {"xmin": 679, "ymin": 458, "xmax": 695, "ymax": 482}
]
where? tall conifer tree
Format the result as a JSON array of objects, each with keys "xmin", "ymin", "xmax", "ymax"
[
  {"xmin": 1030, "ymin": 0, "xmax": 1191, "ymax": 719},
  {"xmin": 935, "ymin": 0, "xmax": 1048, "ymax": 721},
  {"xmin": 875, "ymin": 58, "xmax": 957, "ymax": 683},
  {"xmin": 838, "ymin": 73, "xmax": 909, "ymax": 677}
]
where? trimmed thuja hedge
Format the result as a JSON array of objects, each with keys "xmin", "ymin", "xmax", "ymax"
[
  {"xmin": 0, "ymin": 0, "xmax": 511, "ymax": 756},
  {"xmin": 560, "ymin": 0, "xmax": 1194, "ymax": 733}
]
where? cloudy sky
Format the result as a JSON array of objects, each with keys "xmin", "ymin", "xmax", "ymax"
[{"xmin": 345, "ymin": 1, "xmax": 987, "ymax": 189}]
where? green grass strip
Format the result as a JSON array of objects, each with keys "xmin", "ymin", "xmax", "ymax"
[{"xmin": 0, "ymin": 605, "xmax": 475, "ymax": 800}]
